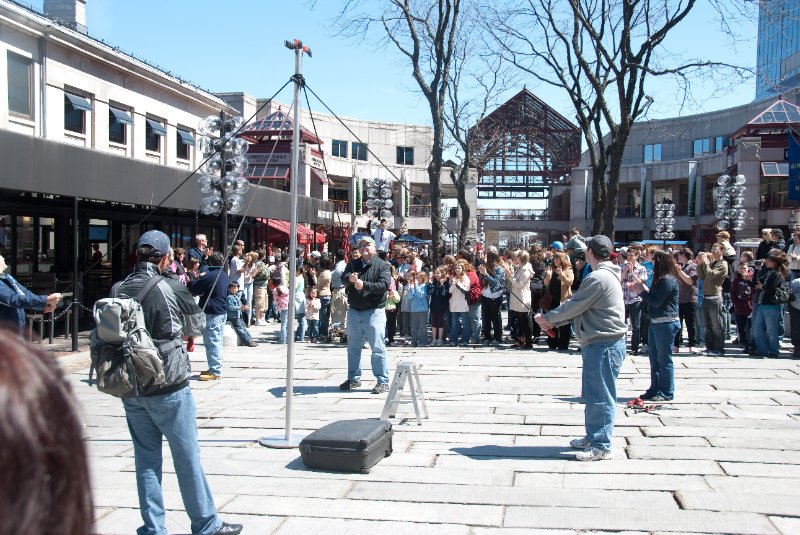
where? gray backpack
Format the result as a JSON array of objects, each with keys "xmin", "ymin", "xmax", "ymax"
[{"xmin": 89, "ymin": 275, "xmax": 165, "ymax": 397}]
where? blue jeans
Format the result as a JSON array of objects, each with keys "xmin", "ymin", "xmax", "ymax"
[
  {"xmin": 410, "ymin": 311, "xmax": 428, "ymax": 346},
  {"xmin": 319, "ymin": 296, "xmax": 331, "ymax": 337},
  {"xmin": 122, "ymin": 387, "xmax": 221, "ymax": 535},
  {"xmin": 647, "ymin": 321, "xmax": 680, "ymax": 399},
  {"xmin": 694, "ymin": 302, "xmax": 705, "ymax": 345},
  {"xmin": 307, "ymin": 319, "xmax": 319, "ymax": 339},
  {"xmin": 753, "ymin": 304, "xmax": 781, "ymax": 355},
  {"xmin": 581, "ymin": 337, "xmax": 626, "ymax": 452},
  {"xmin": 469, "ymin": 302, "xmax": 481, "ymax": 343},
  {"xmin": 228, "ymin": 317, "xmax": 252, "ymax": 345},
  {"xmin": 202, "ymin": 313, "xmax": 226, "ymax": 375},
  {"xmin": 295, "ymin": 314, "xmax": 306, "ymax": 342},
  {"xmin": 277, "ymin": 309, "xmax": 288, "ymax": 344},
  {"xmin": 450, "ymin": 311, "xmax": 472, "ymax": 346},
  {"xmin": 346, "ymin": 307, "xmax": 389, "ymax": 384}
]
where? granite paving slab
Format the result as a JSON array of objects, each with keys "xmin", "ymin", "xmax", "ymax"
[{"xmin": 62, "ymin": 324, "xmax": 800, "ymax": 534}]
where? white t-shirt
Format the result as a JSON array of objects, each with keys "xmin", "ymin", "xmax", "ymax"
[
  {"xmin": 229, "ymin": 256, "xmax": 245, "ymax": 287},
  {"xmin": 373, "ymin": 228, "xmax": 396, "ymax": 251}
]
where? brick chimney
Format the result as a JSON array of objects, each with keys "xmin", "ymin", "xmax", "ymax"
[{"xmin": 43, "ymin": 0, "xmax": 87, "ymax": 34}]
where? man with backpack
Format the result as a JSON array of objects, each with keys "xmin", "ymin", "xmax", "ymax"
[{"xmin": 114, "ymin": 230, "xmax": 242, "ymax": 535}]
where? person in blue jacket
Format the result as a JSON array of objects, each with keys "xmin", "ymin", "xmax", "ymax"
[{"xmin": 0, "ymin": 255, "xmax": 62, "ymax": 334}]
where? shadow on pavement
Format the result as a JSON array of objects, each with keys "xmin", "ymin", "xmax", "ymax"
[
  {"xmin": 450, "ymin": 445, "xmax": 574, "ymax": 459},
  {"xmin": 555, "ymin": 396, "xmax": 584, "ymax": 403},
  {"xmin": 268, "ymin": 385, "xmax": 342, "ymax": 397}
]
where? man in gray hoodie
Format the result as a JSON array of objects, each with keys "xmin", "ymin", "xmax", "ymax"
[{"xmin": 535, "ymin": 235, "xmax": 627, "ymax": 461}]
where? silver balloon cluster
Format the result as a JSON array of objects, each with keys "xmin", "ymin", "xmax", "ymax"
[
  {"xmin": 365, "ymin": 177, "xmax": 394, "ymax": 229},
  {"xmin": 196, "ymin": 114, "xmax": 250, "ymax": 215},
  {"xmin": 654, "ymin": 202, "xmax": 675, "ymax": 240},
  {"xmin": 713, "ymin": 174, "xmax": 747, "ymax": 231}
]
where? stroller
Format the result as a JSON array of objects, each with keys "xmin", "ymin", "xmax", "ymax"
[
  {"xmin": 327, "ymin": 322, "xmax": 347, "ymax": 343},
  {"xmin": 327, "ymin": 288, "xmax": 348, "ymax": 343}
]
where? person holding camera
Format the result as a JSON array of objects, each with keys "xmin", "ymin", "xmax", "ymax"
[{"xmin": 0, "ymin": 255, "xmax": 61, "ymax": 335}]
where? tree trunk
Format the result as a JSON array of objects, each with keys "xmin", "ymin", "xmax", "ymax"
[
  {"xmin": 428, "ymin": 160, "xmax": 443, "ymax": 262},
  {"xmin": 429, "ymin": 116, "xmax": 446, "ymax": 263},
  {"xmin": 590, "ymin": 162, "xmax": 607, "ymax": 235},
  {"xmin": 601, "ymin": 140, "xmax": 628, "ymax": 238}
]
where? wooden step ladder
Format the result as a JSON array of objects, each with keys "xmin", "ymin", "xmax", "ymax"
[{"xmin": 380, "ymin": 361, "xmax": 429, "ymax": 425}]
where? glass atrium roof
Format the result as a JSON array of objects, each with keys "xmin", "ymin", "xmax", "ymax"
[
  {"xmin": 240, "ymin": 109, "xmax": 321, "ymax": 144},
  {"xmin": 749, "ymin": 99, "xmax": 800, "ymax": 125}
]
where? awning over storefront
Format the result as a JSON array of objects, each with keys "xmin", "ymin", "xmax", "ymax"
[
  {"xmin": 261, "ymin": 218, "xmax": 326, "ymax": 244},
  {"xmin": 311, "ymin": 168, "xmax": 334, "ymax": 186}
]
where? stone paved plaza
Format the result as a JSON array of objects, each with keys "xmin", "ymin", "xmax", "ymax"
[{"xmin": 62, "ymin": 322, "xmax": 800, "ymax": 535}]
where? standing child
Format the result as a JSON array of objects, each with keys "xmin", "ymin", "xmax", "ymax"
[
  {"xmin": 409, "ymin": 271, "xmax": 430, "ymax": 347},
  {"xmin": 428, "ymin": 268, "xmax": 450, "ymax": 346},
  {"xmin": 305, "ymin": 287, "xmax": 321, "ymax": 343},
  {"xmin": 272, "ymin": 273, "xmax": 290, "ymax": 344},
  {"xmin": 385, "ymin": 267, "xmax": 401, "ymax": 345},
  {"xmin": 226, "ymin": 281, "xmax": 258, "ymax": 347},
  {"xmin": 400, "ymin": 271, "xmax": 416, "ymax": 345},
  {"xmin": 730, "ymin": 263, "xmax": 754, "ymax": 348}
]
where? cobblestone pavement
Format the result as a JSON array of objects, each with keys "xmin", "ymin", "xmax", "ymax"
[{"xmin": 65, "ymin": 322, "xmax": 800, "ymax": 534}]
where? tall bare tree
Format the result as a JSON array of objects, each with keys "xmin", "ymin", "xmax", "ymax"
[
  {"xmin": 443, "ymin": 30, "xmax": 510, "ymax": 245},
  {"xmin": 335, "ymin": 0, "xmax": 461, "ymax": 261},
  {"xmin": 486, "ymin": 0, "xmax": 749, "ymax": 237}
]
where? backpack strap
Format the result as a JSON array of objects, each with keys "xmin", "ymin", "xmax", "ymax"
[{"xmin": 136, "ymin": 275, "xmax": 164, "ymax": 304}]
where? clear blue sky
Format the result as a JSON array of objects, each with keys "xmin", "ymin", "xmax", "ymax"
[{"xmin": 31, "ymin": 0, "xmax": 760, "ymax": 126}]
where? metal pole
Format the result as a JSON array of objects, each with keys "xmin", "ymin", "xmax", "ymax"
[
  {"xmin": 261, "ymin": 41, "xmax": 306, "ymax": 449},
  {"xmin": 72, "ymin": 197, "xmax": 79, "ymax": 352}
]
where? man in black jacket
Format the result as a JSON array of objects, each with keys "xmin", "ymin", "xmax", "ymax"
[
  {"xmin": 117, "ymin": 231, "xmax": 242, "ymax": 535},
  {"xmin": 340, "ymin": 236, "xmax": 392, "ymax": 394},
  {"xmin": 190, "ymin": 252, "xmax": 230, "ymax": 381}
]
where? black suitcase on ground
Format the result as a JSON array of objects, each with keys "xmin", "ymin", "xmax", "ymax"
[{"xmin": 299, "ymin": 419, "xmax": 393, "ymax": 474}]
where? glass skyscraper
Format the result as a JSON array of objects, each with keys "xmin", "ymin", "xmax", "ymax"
[{"xmin": 757, "ymin": 0, "xmax": 800, "ymax": 100}]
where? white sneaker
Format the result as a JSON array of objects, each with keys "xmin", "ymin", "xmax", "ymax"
[
  {"xmin": 569, "ymin": 437, "xmax": 591, "ymax": 449},
  {"xmin": 575, "ymin": 447, "xmax": 613, "ymax": 461},
  {"xmin": 257, "ymin": 319, "xmax": 267, "ymax": 326}
]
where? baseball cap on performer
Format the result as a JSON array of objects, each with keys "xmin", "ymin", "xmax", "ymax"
[
  {"xmin": 586, "ymin": 235, "xmax": 613, "ymax": 259},
  {"xmin": 138, "ymin": 230, "xmax": 170, "ymax": 257}
]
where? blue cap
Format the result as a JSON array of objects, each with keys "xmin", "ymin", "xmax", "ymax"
[
  {"xmin": 550, "ymin": 241, "xmax": 564, "ymax": 251},
  {"xmin": 139, "ymin": 230, "xmax": 170, "ymax": 256}
]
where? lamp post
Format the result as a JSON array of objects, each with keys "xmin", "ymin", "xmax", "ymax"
[
  {"xmin": 714, "ymin": 174, "xmax": 748, "ymax": 234},
  {"xmin": 196, "ymin": 112, "xmax": 250, "ymax": 255},
  {"xmin": 654, "ymin": 201, "xmax": 675, "ymax": 248}
]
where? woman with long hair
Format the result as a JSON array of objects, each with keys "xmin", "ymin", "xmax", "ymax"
[
  {"xmin": 0, "ymin": 331, "xmax": 93, "ymax": 535},
  {"xmin": 510, "ymin": 250, "xmax": 534, "ymax": 348},
  {"xmin": 752, "ymin": 249, "xmax": 789, "ymax": 357},
  {"xmin": 448, "ymin": 259, "xmax": 472, "ymax": 347},
  {"xmin": 479, "ymin": 250, "xmax": 506, "ymax": 345},
  {"xmin": 543, "ymin": 252, "xmax": 574, "ymax": 350},
  {"xmin": 629, "ymin": 250, "xmax": 680, "ymax": 401}
]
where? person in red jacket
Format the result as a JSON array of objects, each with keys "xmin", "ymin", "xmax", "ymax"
[{"xmin": 459, "ymin": 250, "xmax": 483, "ymax": 345}]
